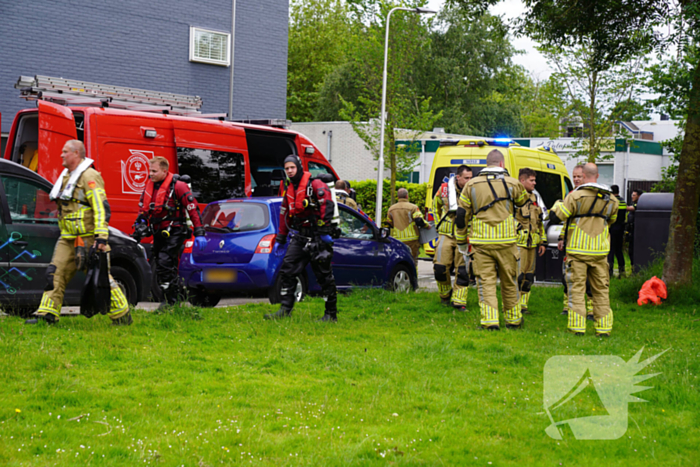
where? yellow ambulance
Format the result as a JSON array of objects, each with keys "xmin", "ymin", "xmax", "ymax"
[{"xmin": 424, "ymin": 138, "xmax": 573, "ymax": 256}]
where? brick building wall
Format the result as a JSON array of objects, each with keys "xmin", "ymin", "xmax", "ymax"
[{"xmin": 0, "ymin": 0, "xmax": 288, "ymax": 134}]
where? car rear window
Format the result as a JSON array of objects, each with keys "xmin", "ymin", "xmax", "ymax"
[{"xmin": 202, "ymin": 202, "xmax": 269, "ymax": 233}]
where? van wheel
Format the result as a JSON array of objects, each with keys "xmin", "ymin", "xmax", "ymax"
[
  {"xmin": 111, "ymin": 266, "xmax": 138, "ymax": 305},
  {"xmin": 268, "ymin": 274, "xmax": 307, "ymax": 305},
  {"xmin": 389, "ymin": 264, "xmax": 414, "ymax": 292},
  {"xmin": 188, "ymin": 288, "xmax": 221, "ymax": 308}
]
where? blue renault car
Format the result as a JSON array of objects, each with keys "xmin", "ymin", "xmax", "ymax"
[{"xmin": 179, "ymin": 197, "xmax": 417, "ymax": 307}]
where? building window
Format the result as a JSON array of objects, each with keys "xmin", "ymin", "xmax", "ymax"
[{"xmin": 189, "ymin": 27, "xmax": 231, "ymax": 66}]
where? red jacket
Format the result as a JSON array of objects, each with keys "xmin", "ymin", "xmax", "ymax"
[
  {"xmin": 138, "ymin": 173, "xmax": 204, "ymax": 235},
  {"xmin": 278, "ymin": 174, "xmax": 334, "ymax": 236}
]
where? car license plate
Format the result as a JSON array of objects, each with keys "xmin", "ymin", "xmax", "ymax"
[{"xmin": 204, "ymin": 269, "xmax": 237, "ymax": 283}]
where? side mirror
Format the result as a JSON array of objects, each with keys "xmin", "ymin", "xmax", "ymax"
[{"xmin": 379, "ymin": 227, "xmax": 391, "ymax": 241}]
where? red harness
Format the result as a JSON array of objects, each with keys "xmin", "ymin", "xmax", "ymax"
[
  {"xmin": 141, "ymin": 172, "xmax": 174, "ymax": 216},
  {"xmin": 285, "ymin": 172, "xmax": 312, "ymax": 216}
]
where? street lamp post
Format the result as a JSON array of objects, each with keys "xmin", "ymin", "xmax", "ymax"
[{"xmin": 375, "ymin": 7, "xmax": 436, "ymax": 223}]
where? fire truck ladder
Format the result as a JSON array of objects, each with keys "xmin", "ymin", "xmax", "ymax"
[{"xmin": 16, "ymin": 75, "xmax": 227, "ymax": 118}]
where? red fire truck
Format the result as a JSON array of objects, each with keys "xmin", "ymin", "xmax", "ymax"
[{"xmin": 3, "ymin": 76, "xmax": 338, "ymax": 237}]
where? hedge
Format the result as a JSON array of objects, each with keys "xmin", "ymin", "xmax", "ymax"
[{"xmin": 346, "ymin": 179, "xmax": 428, "ymax": 225}]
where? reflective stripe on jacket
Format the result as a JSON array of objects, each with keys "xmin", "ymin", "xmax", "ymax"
[
  {"xmin": 433, "ymin": 182, "xmax": 457, "ymax": 238},
  {"xmin": 57, "ymin": 167, "xmax": 110, "ymax": 240},
  {"xmin": 515, "ymin": 192, "xmax": 546, "ymax": 248},
  {"xmin": 552, "ymin": 188, "xmax": 619, "ymax": 255},
  {"xmin": 457, "ymin": 169, "xmax": 528, "ymax": 245},
  {"xmin": 387, "ymin": 198, "xmax": 423, "ymax": 242}
]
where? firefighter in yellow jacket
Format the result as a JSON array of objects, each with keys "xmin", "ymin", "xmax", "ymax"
[
  {"xmin": 25, "ymin": 140, "xmax": 132, "ymax": 325},
  {"xmin": 549, "ymin": 163, "xmax": 618, "ymax": 336},
  {"xmin": 387, "ymin": 188, "xmax": 426, "ymax": 267},
  {"xmin": 515, "ymin": 168, "xmax": 546, "ymax": 314},
  {"xmin": 432, "ymin": 165, "xmax": 473, "ymax": 310},
  {"xmin": 456, "ymin": 150, "xmax": 528, "ymax": 330},
  {"xmin": 558, "ymin": 163, "xmax": 594, "ymax": 318}
]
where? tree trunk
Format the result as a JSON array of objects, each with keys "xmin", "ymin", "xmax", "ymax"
[
  {"xmin": 588, "ymin": 70, "xmax": 598, "ymax": 162},
  {"xmin": 389, "ymin": 128, "xmax": 397, "ymax": 208},
  {"xmin": 663, "ymin": 61, "xmax": 700, "ymax": 286}
]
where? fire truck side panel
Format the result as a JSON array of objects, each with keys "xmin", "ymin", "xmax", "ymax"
[
  {"xmin": 3, "ymin": 105, "xmax": 339, "ymax": 240},
  {"xmin": 92, "ymin": 110, "xmax": 177, "ymax": 235}
]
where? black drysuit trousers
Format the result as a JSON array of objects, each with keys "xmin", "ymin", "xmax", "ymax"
[{"xmin": 279, "ymin": 235, "xmax": 337, "ymax": 313}]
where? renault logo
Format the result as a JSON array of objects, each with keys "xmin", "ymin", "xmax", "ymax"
[{"xmin": 219, "ymin": 240, "xmax": 225, "ymax": 249}]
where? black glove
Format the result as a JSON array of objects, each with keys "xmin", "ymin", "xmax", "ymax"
[
  {"xmin": 415, "ymin": 217, "xmax": 426, "ymax": 228},
  {"xmin": 276, "ymin": 234, "xmax": 287, "ymax": 245},
  {"xmin": 548, "ymin": 210, "xmax": 562, "ymax": 225},
  {"xmin": 95, "ymin": 238, "xmax": 107, "ymax": 247},
  {"xmin": 455, "ymin": 207, "xmax": 467, "ymax": 229}
]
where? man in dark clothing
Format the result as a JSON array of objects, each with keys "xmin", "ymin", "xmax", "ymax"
[
  {"xmin": 626, "ymin": 189, "xmax": 642, "ymax": 267},
  {"xmin": 608, "ymin": 185, "xmax": 627, "ymax": 277},
  {"xmin": 265, "ymin": 155, "xmax": 339, "ymax": 322},
  {"xmin": 133, "ymin": 156, "xmax": 206, "ymax": 308}
]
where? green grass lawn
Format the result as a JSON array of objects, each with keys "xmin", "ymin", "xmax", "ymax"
[{"xmin": 0, "ymin": 278, "xmax": 698, "ymax": 466}]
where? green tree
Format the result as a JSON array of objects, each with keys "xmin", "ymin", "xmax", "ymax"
[
  {"xmin": 287, "ymin": 0, "xmax": 353, "ymax": 122},
  {"xmin": 610, "ymin": 98, "xmax": 652, "ymax": 122},
  {"xmin": 508, "ymin": 0, "xmax": 699, "ymax": 286},
  {"xmin": 516, "ymin": 75, "xmax": 571, "ymax": 138},
  {"xmin": 315, "ymin": 1, "xmax": 441, "ymax": 206},
  {"xmin": 539, "ymin": 43, "xmax": 649, "ymax": 161},
  {"xmin": 417, "ymin": 7, "xmax": 524, "ymax": 136}
]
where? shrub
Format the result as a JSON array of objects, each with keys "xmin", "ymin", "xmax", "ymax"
[{"xmin": 347, "ymin": 179, "xmax": 428, "ymax": 224}]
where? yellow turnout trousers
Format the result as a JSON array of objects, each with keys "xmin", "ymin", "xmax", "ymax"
[
  {"xmin": 473, "ymin": 243, "xmax": 521, "ymax": 327},
  {"xmin": 403, "ymin": 239, "xmax": 421, "ymax": 270},
  {"xmin": 37, "ymin": 237, "xmax": 130, "ymax": 321},
  {"xmin": 433, "ymin": 234, "xmax": 468, "ymax": 306},
  {"xmin": 564, "ymin": 253, "xmax": 613, "ymax": 335},
  {"xmin": 517, "ymin": 246, "xmax": 536, "ymax": 310}
]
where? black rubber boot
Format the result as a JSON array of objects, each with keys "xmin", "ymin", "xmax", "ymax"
[
  {"xmin": 264, "ymin": 308, "xmax": 292, "ymax": 320},
  {"xmin": 318, "ymin": 312, "xmax": 337, "ymax": 322},
  {"xmin": 112, "ymin": 311, "xmax": 133, "ymax": 326},
  {"xmin": 25, "ymin": 313, "xmax": 57, "ymax": 325},
  {"xmin": 480, "ymin": 325, "xmax": 500, "ymax": 331},
  {"xmin": 506, "ymin": 319, "xmax": 523, "ymax": 330}
]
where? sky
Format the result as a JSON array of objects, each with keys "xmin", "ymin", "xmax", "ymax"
[{"xmin": 426, "ymin": 0, "xmax": 554, "ymax": 79}]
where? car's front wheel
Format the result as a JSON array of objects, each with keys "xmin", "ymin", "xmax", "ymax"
[
  {"xmin": 389, "ymin": 264, "xmax": 414, "ymax": 292},
  {"xmin": 268, "ymin": 274, "xmax": 307, "ymax": 304},
  {"xmin": 111, "ymin": 266, "xmax": 138, "ymax": 305},
  {"xmin": 188, "ymin": 288, "xmax": 222, "ymax": 308}
]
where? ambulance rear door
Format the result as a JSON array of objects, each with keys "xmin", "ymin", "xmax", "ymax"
[{"xmin": 38, "ymin": 101, "xmax": 78, "ymax": 183}]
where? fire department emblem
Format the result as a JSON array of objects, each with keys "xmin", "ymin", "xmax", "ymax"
[{"xmin": 121, "ymin": 150, "xmax": 153, "ymax": 194}]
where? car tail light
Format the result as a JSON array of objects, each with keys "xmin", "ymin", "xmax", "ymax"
[
  {"xmin": 255, "ymin": 234, "xmax": 276, "ymax": 254},
  {"xmin": 183, "ymin": 239, "xmax": 194, "ymax": 254}
]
